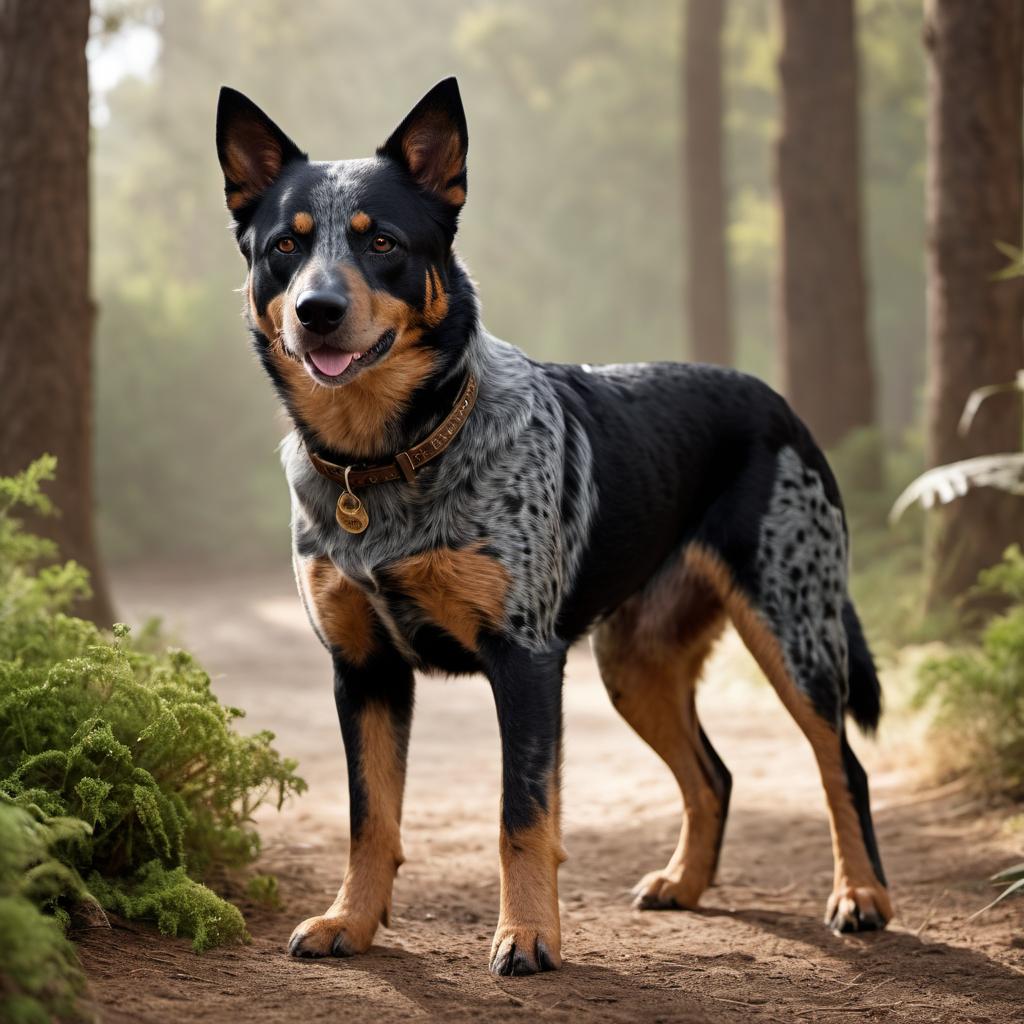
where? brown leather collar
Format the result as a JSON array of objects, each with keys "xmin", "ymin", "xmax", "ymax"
[{"xmin": 306, "ymin": 373, "xmax": 478, "ymax": 488}]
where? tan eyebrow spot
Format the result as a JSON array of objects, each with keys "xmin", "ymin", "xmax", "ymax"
[
  {"xmin": 292, "ymin": 211, "xmax": 314, "ymax": 234},
  {"xmin": 350, "ymin": 211, "xmax": 372, "ymax": 233}
]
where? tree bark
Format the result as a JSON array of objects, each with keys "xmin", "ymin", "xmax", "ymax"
[
  {"xmin": 0, "ymin": 0, "xmax": 114, "ymax": 624},
  {"xmin": 776, "ymin": 0, "xmax": 878, "ymax": 466},
  {"xmin": 924, "ymin": 0, "xmax": 1024, "ymax": 611},
  {"xmin": 684, "ymin": 0, "xmax": 732, "ymax": 366}
]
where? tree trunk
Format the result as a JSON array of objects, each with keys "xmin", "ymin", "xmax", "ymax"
[
  {"xmin": 0, "ymin": 0, "xmax": 114, "ymax": 624},
  {"xmin": 776, "ymin": 0, "xmax": 878, "ymax": 469},
  {"xmin": 924, "ymin": 0, "xmax": 1024, "ymax": 611},
  {"xmin": 684, "ymin": 0, "xmax": 732, "ymax": 365}
]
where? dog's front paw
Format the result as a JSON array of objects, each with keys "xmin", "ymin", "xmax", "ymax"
[
  {"xmin": 825, "ymin": 883, "xmax": 893, "ymax": 934},
  {"xmin": 631, "ymin": 868, "xmax": 705, "ymax": 910},
  {"xmin": 288, "ymin": 913, "xmax": 376, "ymax": 958},
  {"xmin": 488, "ymin": 924, "xmax": 561, "ymax": 976}
]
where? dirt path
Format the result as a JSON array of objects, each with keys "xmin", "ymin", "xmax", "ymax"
[{"xmin": 76, "ymin": 568, "xmax": 1023, "ymax": 1022}]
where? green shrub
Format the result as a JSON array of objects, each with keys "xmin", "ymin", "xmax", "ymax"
[
  {"xmin": 88, "ymin": 862, "xmax": 247, "ymax": 953},
  {"xmin": 0, "ymin": 803, "xmax": 89, "ymax": 1024},
  {"xmin": 0, "ymin": 458, "xmax": 306, "ymax": 953},
  {"xmin": 915, "ymin": 545, "xmax": 1024, "ymax": 796}
]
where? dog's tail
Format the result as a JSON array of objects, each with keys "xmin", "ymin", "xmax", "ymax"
[{"xmin": 842, "ymin": 599, "xmax": 882, "ymax": 734}]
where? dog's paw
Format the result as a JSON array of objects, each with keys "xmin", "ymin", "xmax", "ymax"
[
  {"xmin": 287, "ymin": 913, "xmax": 375, "ymax": 959},
  {"xmin": 825, "ymin": 883, "xmax": 893, "ymax": 934},
  {"xmin": 631, "ymin": 869, "xmax": 705, "ymax": 910},
  {"xmin": 488, "ymin": 925, "xmax": 561, "ymax": 976}
]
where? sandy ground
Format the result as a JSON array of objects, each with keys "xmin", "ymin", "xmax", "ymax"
[{"xmin": 75, "ymin": 567, "xmax": 1024, "ymax": 1023}]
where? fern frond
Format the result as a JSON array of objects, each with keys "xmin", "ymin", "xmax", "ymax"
[
  {"xmin": 889, "ymin": 454, "xmax": 1024, "ymax": 524},
  {"xmin": 958, "ymin": 370, "xmax": 1024, "ymax": 437}
]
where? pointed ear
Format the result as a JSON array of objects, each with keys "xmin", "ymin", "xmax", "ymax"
[
  {"xmin": 216, "ymin": 87, "xmax": 305, "ymax": 215},
  {"xmin": 378, "ymin": 77, "xmax": 467, "ymax": 208}
]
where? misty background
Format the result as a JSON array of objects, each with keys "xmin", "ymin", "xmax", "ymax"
[{"xmin": 88, "ymin": 0, "xmax": 924, "ymax": 567}]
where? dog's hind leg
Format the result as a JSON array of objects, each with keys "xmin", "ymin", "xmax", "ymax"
[
  {"xmin": 593, "ymin": 566, "xmax": 730, "ymax": 910},
  {"xmin": 684, "ymin": 445, "xmax": 892, "ymax": 932},
  {"xmin": 716, "ymin": 575, "xmax": 892, "ymax": 932}
]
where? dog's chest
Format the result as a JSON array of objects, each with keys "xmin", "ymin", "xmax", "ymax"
[
  {"xmin": 280, "ymin": 350, "xmax": 596, "ymax": 659},
  {"xmin": 360, "ymin": 543, "xmax": 509, "ymax": 664},
  {"xmin": 288, "ymin": 463, "xmax": 514, "ymax": 662},
  {"xmin": 297, "ymin": 531, "xmax": 510, "ymax": 671}
]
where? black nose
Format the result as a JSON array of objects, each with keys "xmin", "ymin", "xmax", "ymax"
[{"xmin": 296, "ymin": 289, "xmax": 348, "ymax": 335}]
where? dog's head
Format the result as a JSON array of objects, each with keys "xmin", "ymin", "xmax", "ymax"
[{"xmin": 216, "ymin": 79, "xmax": 473, "ymax": 455}]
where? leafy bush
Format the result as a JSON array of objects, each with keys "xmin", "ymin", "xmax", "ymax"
[
  {"xmin": 88, "ymin": 863, "xmax": 246, "ymax": 954},
  {"xmin": 0, "ymin": 457, "xmax": 306, "ymax": 953},
  {"xmin": 0, "ymin": 803, "xmax": 88, "ymax": 1024},
  {"xmin": 915, "ymin": 545, "xmax": 1024, "ymax": 797}
]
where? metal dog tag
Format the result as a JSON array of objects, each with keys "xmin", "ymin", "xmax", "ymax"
[{"xmin": 336, "ymin": 491, "xmax": 369, "ymax": 534}]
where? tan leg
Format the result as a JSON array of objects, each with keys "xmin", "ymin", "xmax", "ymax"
[
  {"xmin": 594, "ymin": 591, "xmax": 730, "ymax": 910},
  {"xmin": 289, "ymin": 556, "xmax": 414, "ymax": 958},
  {"xmin": 685, "ymin": 545, "xmax": 893, "ymax": 931},
  {"xmin": 809, "ymin": 719, "xmax": 893, "ymax": 930},
  {"xmin": 490, "ymin": 777, "xmax": 564, "ymax": 974},
  {"xmin": 486, "ymin": 644, "xmax": 566, "ymax": 976},
  {"xmin": 289, "ymin": 701, "xmax": 409, "ymax": 956}
]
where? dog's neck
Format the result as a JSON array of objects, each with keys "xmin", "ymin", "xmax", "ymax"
[{"xmin": 289, "ymin": 255, "xmax": 484, "ymax": 468}]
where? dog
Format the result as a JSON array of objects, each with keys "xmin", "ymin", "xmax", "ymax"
[{"xmin": 215, "ymin": 77, "xmax": 892, "ymax": 976}]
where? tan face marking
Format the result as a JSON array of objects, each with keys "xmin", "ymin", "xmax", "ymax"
[
  {"xmin": 423, "ymin": 267, "xmax": 449, "ymax": 328},
  {"xmin": 248, "ymin": 276, "xmax": 285, "ymax": 344},
  {"xmin": 259, "ymin": 265, "xmax": 432, "ymax": 458},
  {"xmin": 251, "ymin": 256, "xmax": 449, "ymax": 457},
  {"xmin": 350, "ymin": 211, "xmax": 372, "ymax": 233},
  {"xmin": 292, "ymin": 211, "xmax": 314, "ymax": 234}
]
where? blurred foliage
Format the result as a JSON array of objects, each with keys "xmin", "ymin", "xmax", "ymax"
[
  {"xmin": 915, "ymin": 546, "xmax": 1024, "ymax": 798},
  {"xmin": 0, "ymin": 804, "xmax": 89, "ymax": 1024},
  {"xmin": 890, "ymin": 368, "xmax": 1024, "ymax": 521},
  {"xmin": 245, "ymin": 872, "xmax": 282, "ymax": 910},
  {"xmin": 0, "ymin": 459, "xmax": 305, "ymax": 952},
  {"xmin": 89, "ymin": 0, "xmax": 928, "ymax": 567},
  {"xmin": 828, "ymin": 428, "xmax": 941, "ymax": 651}
]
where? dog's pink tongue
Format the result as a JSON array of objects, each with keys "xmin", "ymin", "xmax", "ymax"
[{"xmin": 308, "ymin": 346, "xmax": 353, "ymax": 377}]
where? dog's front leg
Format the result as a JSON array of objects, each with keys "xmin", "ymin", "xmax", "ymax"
[
  {"xmin": 289, "ymin": 646, "xmax": 414, "ymax": 958},
  {"xmin": 482, "ymin": 640, "xmax": 567, "ymax": 976}
]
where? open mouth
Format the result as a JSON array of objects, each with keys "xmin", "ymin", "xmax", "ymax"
[{"xmin": 302, "ymin": 330, "xmax": 396, "ymax": 386}]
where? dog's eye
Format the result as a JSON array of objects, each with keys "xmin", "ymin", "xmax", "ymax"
[
  {"xmin": 275, "ymin": 236, "xmax": 297, "ymax": 255},
  {"xmin": 371, "ymin": 234, "xmax": 396, "ymax": 254}
]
